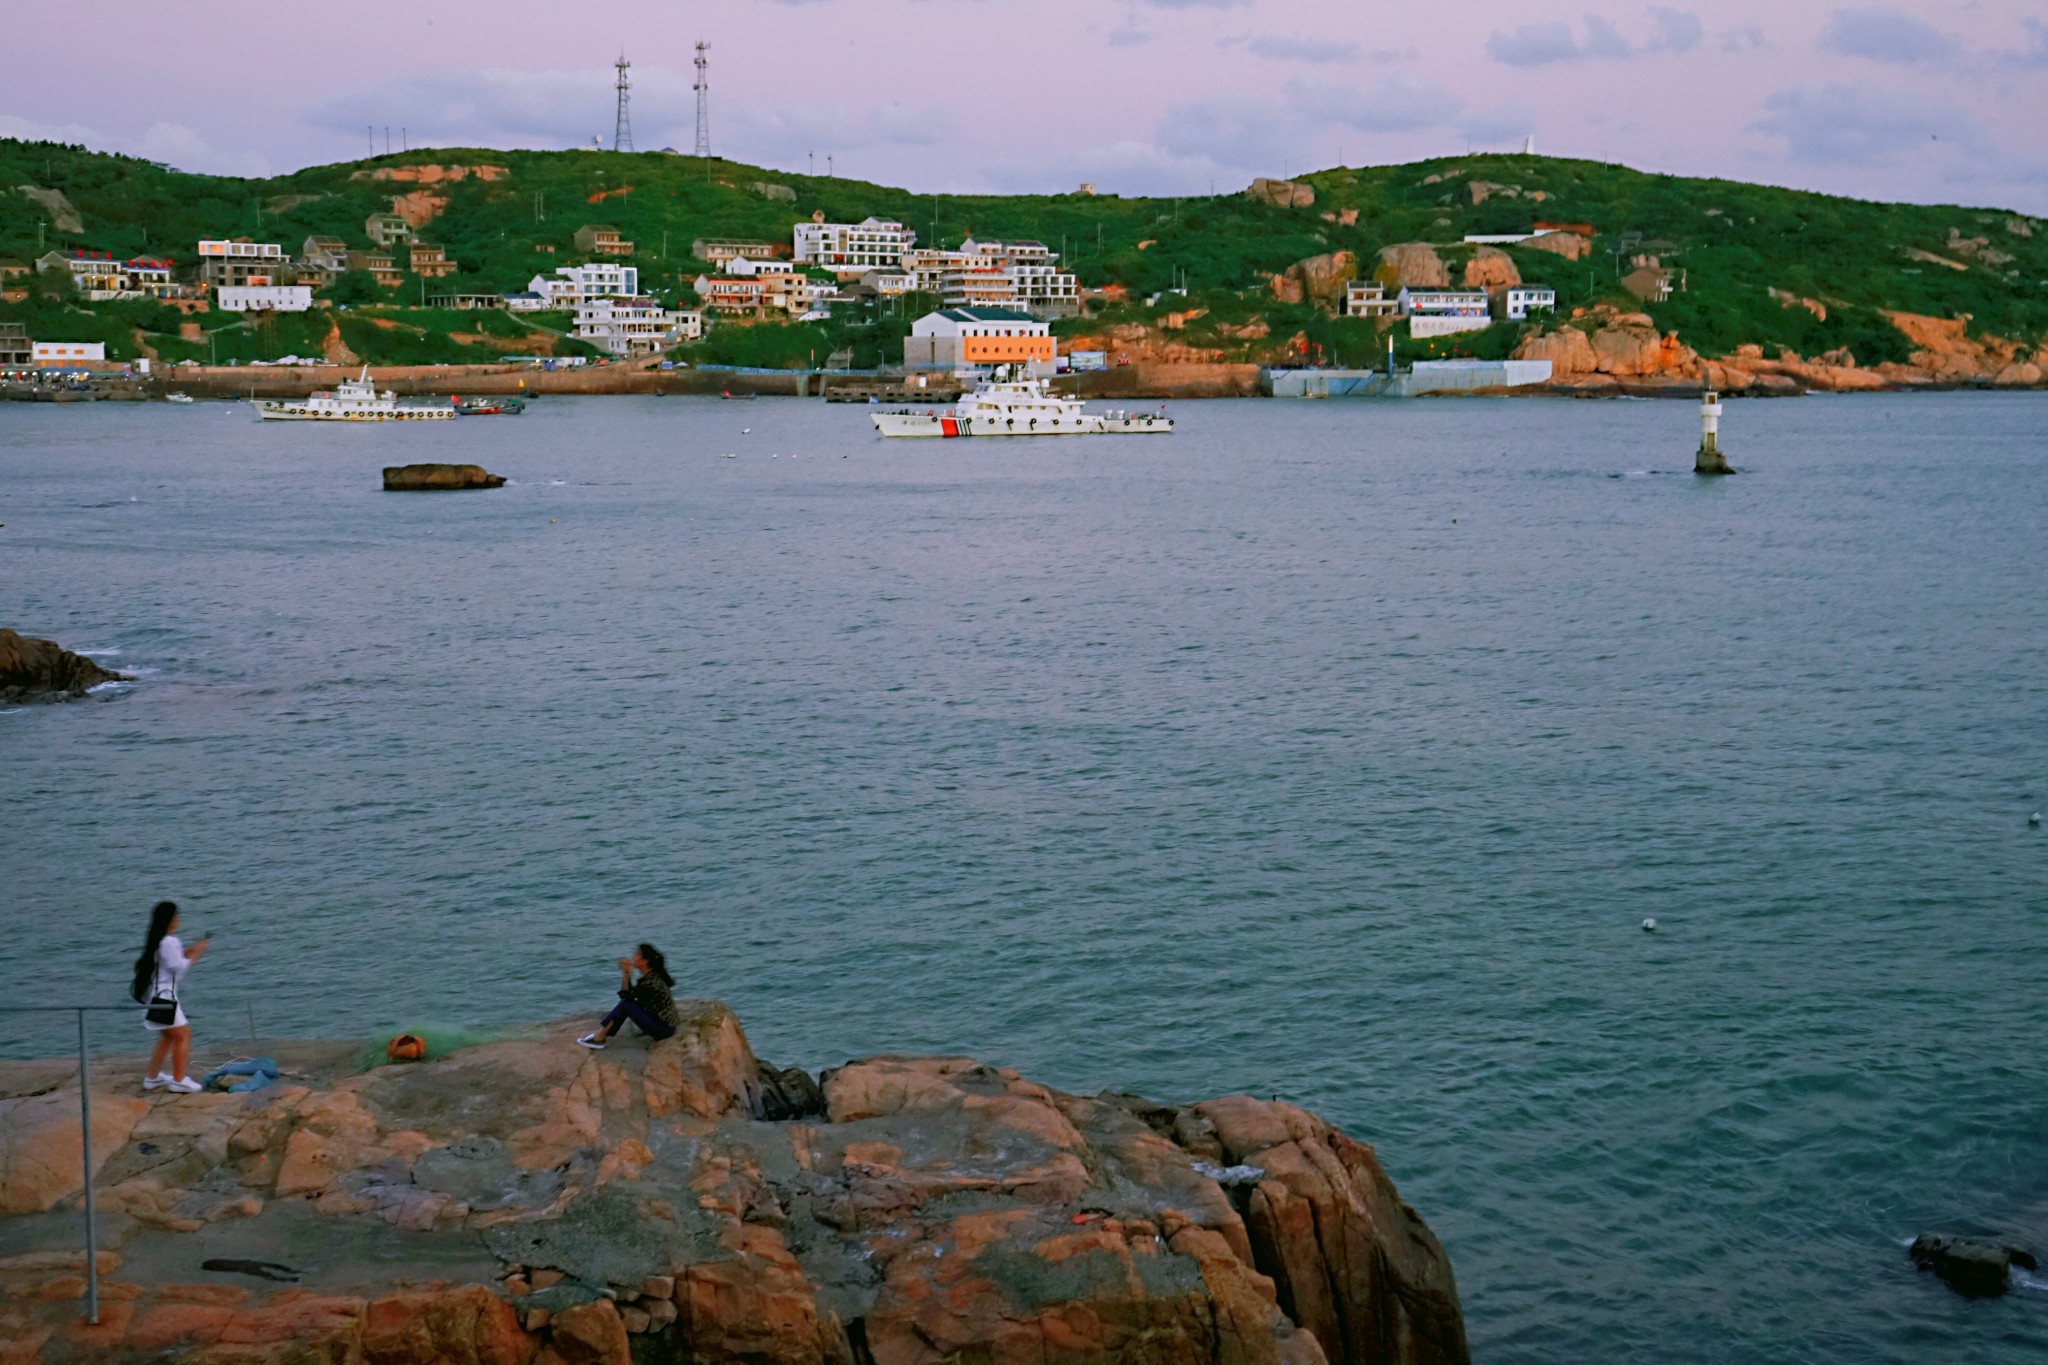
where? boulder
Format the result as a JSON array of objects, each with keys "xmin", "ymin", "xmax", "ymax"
[
  {"xmin": 1247, "ymin": 178, "xmax": 1314, "ymax": 209},
  {"xmin": 1373, "ymin": 243, "xmax": 1450, "ymax": 289},
  {"xmin": 1512, "ymin": 327, "xmax": 1597, "ymax": 377},
  {"xmin": 754, "ymin": 1062, "xmax": 825, "ymax": 1121},
  {"xmin": 1462, "ymin": 247, "xmax": 1521, "ymax": 291},
  {"xmin": 1909, "ymin": 1233, "xmax": 2038, "ymax": 1298},
  {"xmin": 1519, "ymin": 231, "xmax": 1590, "ymax": 262},
  {"xmin": 383, "ymin": 464, "xmax": 507, "ymax": 491},
  {"xmin": 0, "ymin": 1088, "xmax": 150, "ymax": 1214},
  {"xmin": 1271, "ymin": 251, "xmax": 1357, "ymax": 311},
  {"xmin": 0, "ymin": 629, "xmax": 130, "ymax": 702}
]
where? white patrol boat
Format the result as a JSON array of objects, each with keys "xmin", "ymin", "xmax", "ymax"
[
  {"xmin": 870, "ymin": 369, "xmax": 1172, "ymax": 439},
  {"xmin": 252, "ymin": 368, "xmax": 455, "ymax": 422}
]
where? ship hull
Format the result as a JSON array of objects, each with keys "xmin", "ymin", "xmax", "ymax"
[{"xmin": 870, "ymin": 411, "xmax": 1173, "ymax": 438}]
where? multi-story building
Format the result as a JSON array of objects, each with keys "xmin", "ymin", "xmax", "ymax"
[
  {"xmin": 573, "ymin": 224, "xmax": 634, "ymax": 257},
  {"xmin": 196, "ymin": 240, "xmax": 285, "ymax": 288},
  {"xmin": 0, "ymin": 322, "xmax": 30, "ymax": 367},
  {"xmin": 365, "ymin": 213, "xmax": 413, "ymax": 248},
  {"xmin": 217, "ymin": 285, "xmax": 314, "ymax": 313},
  {"xmin": 692, "ymin": 239, "xmax": 781, "ymax": 266},
  {"xmin": 407, "ymin": 243, "xmax": 457, "ymax": 278},
  {"xmin": 793, "ymin": 216, "xmax": 916, "ymax": 276},
  {"xmin": 1496, "ymin": 285, "xmax": 1557, "ymax": 320},
  {"xmin": 125, "ymin": 259, "xmax": 177, "ymax": 297},
  {"xmin": 940, "ymin": 263, "xmax": 1021, "ymax": 310},
  {"xmin": 901, "ymin": 241, "xmax": 1077, "ymax": 318},
  {"xmin": 1398, "ymin": 287, "xmax": 1493, "ymax": 337},
  {"xmin": 345, "ymin": 250, "xmax": 404, "ymax": 288},
  {"xmin": 1345, "ymin": 281, "xmax": 1398, "ymax": 318},
  {"xmin": 32, "ymin": 341, "xmax": 107, "ymax": 366},
  {"xmin": 694, "ymin": 276, "xmax": 768, "ymax": 315},
  {"xmin": 572, "ymin": 296, "xmax": 685, "ymax": 356},
  {"xmin": 38, "ymin": 250, "xmax": 130, "ymax": 298},
  {"xmin": 903, "ymin": 307, "xmax": 1055, "ymax": 376},
  {"xmin": 301, "ymin": 236, "xmax": 350, "ymax": 273},
  {"xmin": 529, "ymin": 262, "xmax": 640, "ymax": 309},
  {"xmin": 693, "ymin": 268, "xmax": 815, "ymax": 317}
]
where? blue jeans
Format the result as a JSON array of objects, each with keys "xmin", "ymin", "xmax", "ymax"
[{"xmin": 600, "ymin": 996, "xmax": 675, "ymax": 1040}]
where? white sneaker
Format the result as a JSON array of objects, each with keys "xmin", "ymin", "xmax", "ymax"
[
  {"xmin": 164, "ymin": 1076, "xmax": 203, "ymax": 1093},
  {"xmin": 575, "ymin": 1034, "xmax": 605, "ymax": 1050},
  {"xmin": 143, "ymin": 1073, "xmax": 171, "ymax": 1091}
]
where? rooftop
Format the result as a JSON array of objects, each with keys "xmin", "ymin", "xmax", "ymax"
[{"xmin": 938, "ymin": 307, "xmax": 1041, "ymax": 323}]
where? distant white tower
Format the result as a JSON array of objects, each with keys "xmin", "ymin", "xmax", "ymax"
[
  {"xmin": 1522, "ymin": 134, "xmax": 1536, "ymax": 156},
  {"xmin": 693, "ymin": 43, "xmax": 711, "ymax": 158},
  {"xmin": 613, "ymin": 53, "xmax": 633, "ymax": 152}
]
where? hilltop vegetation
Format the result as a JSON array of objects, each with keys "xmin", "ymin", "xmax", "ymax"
[{"xmin": 2, "ymin": 139, "xmax": 2043, "ymax": 369}]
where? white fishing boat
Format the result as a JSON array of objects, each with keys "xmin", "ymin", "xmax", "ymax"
[
  {"xmin": 252, "ymin": 368, "xmax": 455, "ymax": 422},
  {"xmin": 870, "ymin": 369, "xmax": 1172, "ymax": 439},
  {"xmin": 164, "ymin": 392, "xmax": 195, "ymax": 404}
]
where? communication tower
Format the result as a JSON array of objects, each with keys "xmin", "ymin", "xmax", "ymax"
[
  {"xmin": 613, "ymin": 53, "xmax": 633, "ymax": 153},
  {"xmin": 693, "ymin": 43, "xmax": 711, "ymax": 158}
]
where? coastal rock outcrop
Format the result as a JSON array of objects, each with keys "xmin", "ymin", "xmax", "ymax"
[
  {"xmin": 1373, "ymin": 243, "xmax": 1450, "ymax": 290},
  {"xmin": 383, "ymin": 463, "xmax": 507, "ymax": 491},
  {"xmin": 1909, "ymin": 1233, "xmax": 2038, "ymax": 1298},
  {"xmin": 0, "ymin": 1004, "xmax": 1468, "ymax": 1364},
  {"xmin": 1517, "ymin": 230, "xmax": 1591, "ymax": 262},
  {"xmin": 0, "ymin": 629, "xmax": 130, "ymax": 702}
]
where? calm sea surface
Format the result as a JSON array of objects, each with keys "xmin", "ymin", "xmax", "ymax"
[{"xmin": 3, "ymin": 391, "xmax": 2044, "ymax": 1360}]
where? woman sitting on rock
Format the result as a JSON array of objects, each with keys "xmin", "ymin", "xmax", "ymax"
[{"xmin": 577, "ymin": 943, "xmax": 680, "ymax": 1049}]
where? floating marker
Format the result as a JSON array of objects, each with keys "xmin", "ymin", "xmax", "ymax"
[
  {"xmin": 1696, "ymin": 389, "xmax": 1733, "ymax": 475},
  {"xmin": 1641, "ymin": 917, "xmax": 1657, "ymax": 932},
  {"xmin": 2031, "ymin": 812, "xmax": 2042, "ymax": 826}
]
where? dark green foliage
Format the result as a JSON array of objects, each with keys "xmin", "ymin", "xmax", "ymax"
[{"xmin": 3, "ymin": 139, "xmax": 2043, "ymax": 368}]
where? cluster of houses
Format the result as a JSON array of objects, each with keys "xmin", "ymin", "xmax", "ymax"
[{"xmin": 1344, "ymin": 281, "xmax": 1558, "ymax": 334}]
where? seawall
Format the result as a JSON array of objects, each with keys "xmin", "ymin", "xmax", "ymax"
[{"xmin": 0, "ymin": 1005, "xmax": 1468, "ymax": 1364}]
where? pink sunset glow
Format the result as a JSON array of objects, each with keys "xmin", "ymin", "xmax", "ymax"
[{"xmin": 4, "ymin": 0, "xmax": 2045, "ymax": 211}]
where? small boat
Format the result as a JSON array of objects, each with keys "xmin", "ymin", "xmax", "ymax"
[
  {"xmin": 453, "ymin": 394, "xmax": 526, "ymax": 416},
  {"xmin": 871, "ymin": 368, "xmax": 1172, "ymax": 439},
  {"xmin": 720, "ymin": 389, "xmax": 758, "ymax": 401},
  {"xmin": 252, "ymin": 367, "xmax": 455, "ymax": 422},
  {"xmin": 165, "ymin": 392, "xmax": 195, "ymax": 404}
]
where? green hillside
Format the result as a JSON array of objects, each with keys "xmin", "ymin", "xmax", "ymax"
[{"xmin": 2, "ymin": 138, "xmax": 2043, "ymax": 368}]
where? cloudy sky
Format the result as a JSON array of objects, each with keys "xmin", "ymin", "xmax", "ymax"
[{"xmin": 4, "ymin": 0, "xmax": 2045, "ymax": 211}]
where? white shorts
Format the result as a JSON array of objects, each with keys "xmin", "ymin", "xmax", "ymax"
[{"xmin": 144, "ymin": 1004, "xmax": 188, "ymax": 1032}]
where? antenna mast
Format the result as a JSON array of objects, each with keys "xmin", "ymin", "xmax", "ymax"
[
  {"xmin": 613, "ymin": 53, "xmax": 633, "ymax": 152},
  {"xmin": 693, "ymin": 43, "xmax": 711, "ymax": 158}
]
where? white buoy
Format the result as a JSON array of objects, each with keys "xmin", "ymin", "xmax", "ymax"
[
  {"xmin": 1641, "ymin": 917, "xmax": 1657, "ymax": 932},
  {"xmin": 1696, "ymin": 389, "xmax": 1732, "ymax": 475},
  {"xmin": 742, "ymin": 428, "xmax": 750, "ymax": 434},
  {"xmin": 2031, "ymin": 812, "xmax": 2042, "ymax": 826}
]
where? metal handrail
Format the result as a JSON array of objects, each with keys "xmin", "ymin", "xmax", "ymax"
[{"xmin": 0, "ymin": 1003, "xmax": 149, "ymax": 1324}]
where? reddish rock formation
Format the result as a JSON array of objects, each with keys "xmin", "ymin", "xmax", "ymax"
[
  {"xmin": 0, "ymin": 1005, "xmax": 1467, "ymax": 1363},
  {"xmin": 1269, "ymin": 252, "xmax": 1357, "ymax": 311},
  {"xmin": 1461, "ymin": 247, "xmax": 1521, "ymax": 291},
  {"xmin": 1373, "ymin": 243, "xmax": 1450, "ymax": 290},
  {"xmin": 1517, "ymin": 231, "xmax": 1591, "ymax": 262},
  {"xmin": 1247, "ymin": 178, "xmax": 1315, "ymax": 209},
  {"xmin": 352, "ymin": 165, "xmax": 510, "ymax": 184},
  {"xmin": 0, "ymin": 630, "xmax": 131, "ymax": 704}
]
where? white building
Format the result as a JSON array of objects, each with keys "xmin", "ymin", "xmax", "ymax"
[
  {"xmin": 573, "ymin": 296, "xmax": 686, "ymax": 356},
  {"xmin": 502, "ymin": 291, "xmax": 550, "ymax": 312},
  {"xmin": 904, "ymin": 307, "xmax": 1055, "ymax": 376},
  {"xmin": 793, "ymin": 216, "xmax": 917, "ymax": 275},
  {"xmin": 33, "ymin": 341, "xmax": 107, "ymax": 364},
  {"xmin": 530, "ymin": 262, "xmax": 640, "ymax": 309},
  {"xmin": 1399, "ymin": 287, "xmax": 1493, "ymax": 337},
  {"xmin": 217, "ymin": 285, "xmax": 313, "ymax": 313},
  {"xmin": 197, "ymin": 239, "xmax": 286, "ymax": 288},
  {"xmin": 1346, "ymin": 281, "xmax": 1399, "ymax": 318},
  {"xmin": 1498, "ymin": 285, "xmax": 1557, "ymax": 320}
]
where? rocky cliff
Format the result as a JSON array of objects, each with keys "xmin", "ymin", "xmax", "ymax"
[{"xmin": 0, "ymin": 1006, "xmax": 1467, "ymax": 1364}]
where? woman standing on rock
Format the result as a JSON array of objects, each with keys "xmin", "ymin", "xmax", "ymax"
[
  {"xmin": 577, "ymin": 943, "xmax": 680, "ymax": 1049},
  {"xmin": 131, "ymin": 900, "xmax": 207, "ymax": 1092}
]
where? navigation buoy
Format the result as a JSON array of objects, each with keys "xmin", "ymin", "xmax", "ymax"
[
  {"xmin": 1696, "ymin": 389, "xmax": 1733, "ymax": 475},
  {"xmin": 2031, "ymin": 811, "xmax": 2041, "ymax": 826},
  {"xmin": 1641, "ymin": 917, "xmax": 1657, "ymax": 932},
  {"xmin": 742, "ymin": 428, "xmax": 751, "ymax": 434}
]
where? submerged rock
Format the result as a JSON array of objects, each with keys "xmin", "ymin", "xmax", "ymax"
[
  {"xmin": 382, "ymin": 463, "xmax": 506, "ymax": 491},
  {"xmin": 0, "ymin": 628, "xmax": 130, "ymax": 702},
  {"xmin": 0, "ymin": 1003, "xmax": 1469, "ymax": 1363},
  {"xmin": 1909, "ymin": 1233, "xmax": 2038, "ymax": 1298}
]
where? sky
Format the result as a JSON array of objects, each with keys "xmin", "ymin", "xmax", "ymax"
[{"xmin": 4, "ymin": 0, "xmax": 2046, "ymax": 212}]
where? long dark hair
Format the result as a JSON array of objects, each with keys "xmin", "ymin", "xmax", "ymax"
[
  {"xmin": 637, "ymin": 942, "xmax": 674, "ymax": 988},
  {"xmin": 131, "ymin": 900, "xmax": 178, "ymax": 1002}
]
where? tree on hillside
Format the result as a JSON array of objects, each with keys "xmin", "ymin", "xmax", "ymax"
[{"xmin": 324, "ymin": 270, "xmax": 383, "ymax": 306}]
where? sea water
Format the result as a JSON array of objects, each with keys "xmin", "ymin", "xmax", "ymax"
[{"xmin": 2, "ymin": 392, "xmax": 2044, "ymax": 1362}]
